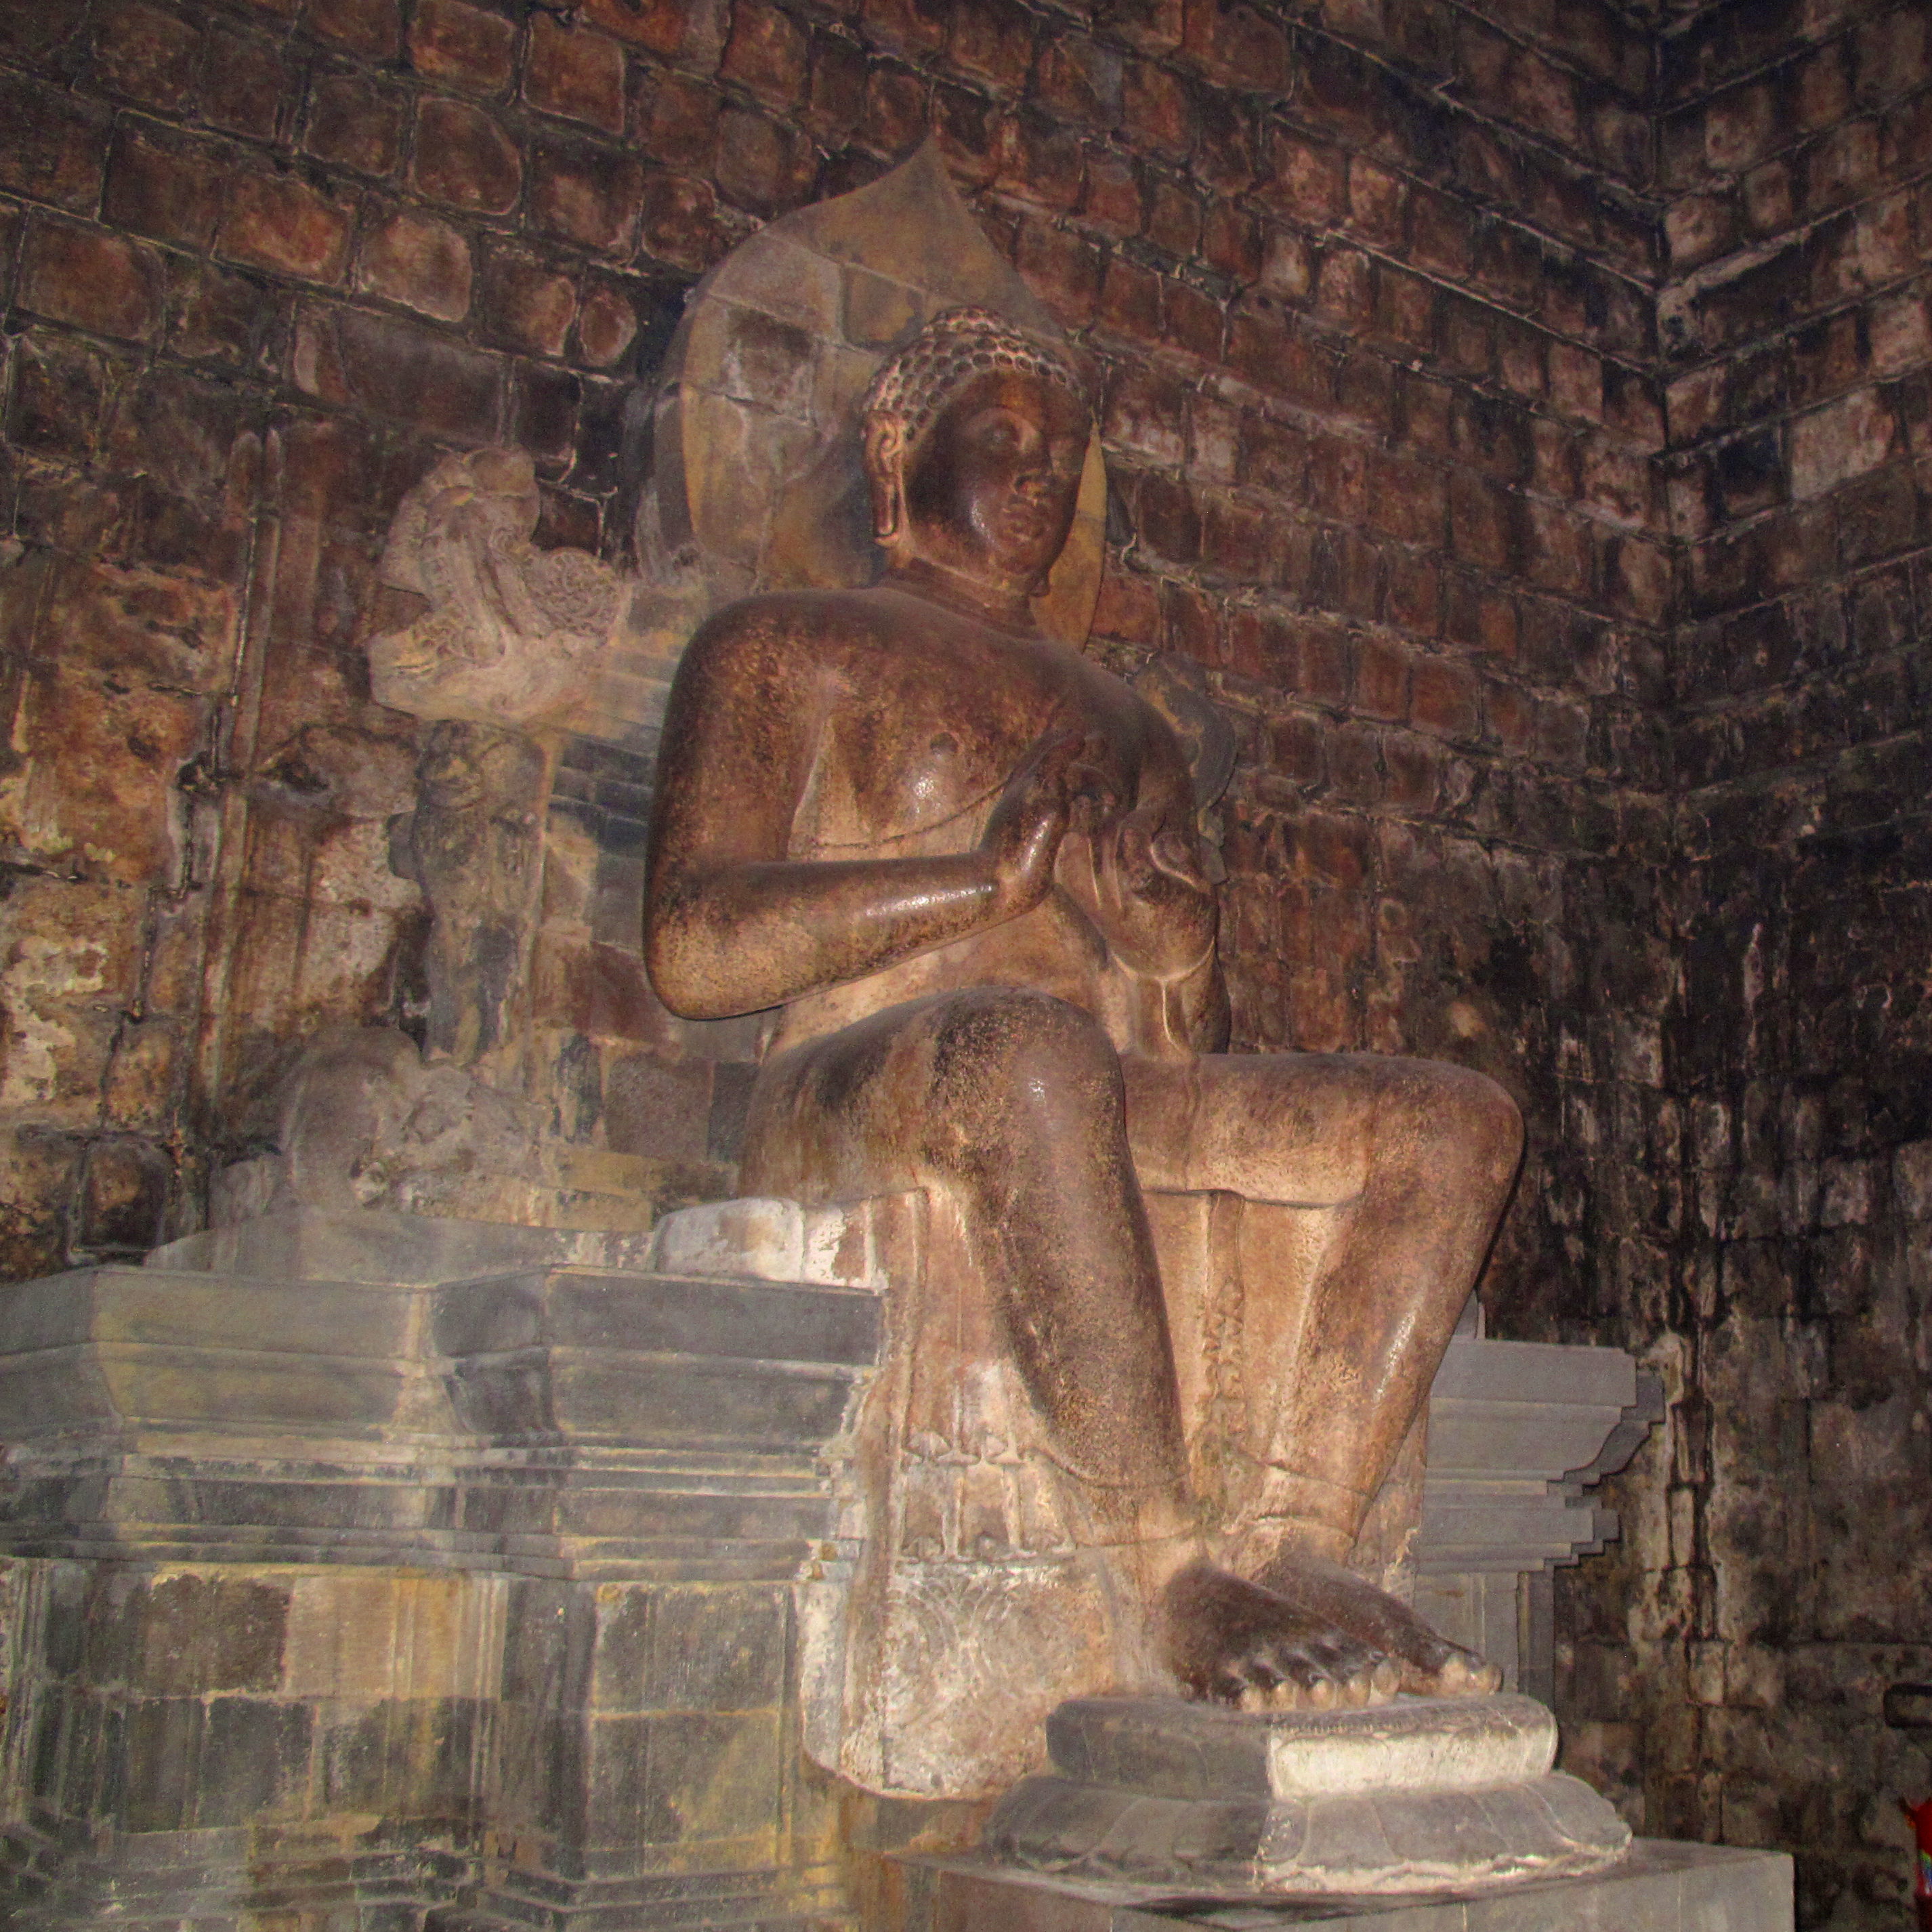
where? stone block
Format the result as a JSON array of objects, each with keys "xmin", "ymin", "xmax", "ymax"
[
  {"xmin": 20, "ymin": 218, "xmax": 163, "ymax": 341},
  {"xmin": 201, "ymin": 22, "xmax": 297, "ymax": 140},
  {"xmin": 478, "ymin": 244, "xmax": 579, "ymax": 356},
  {"xmin": 355, "ymin": 209, "xmax": 473, "ymax": 322},
  {"xmin": 148, "ymin": 1208, "xmax": 642, "ymax": 1283},
  {"xmin": 408, "ymin": 0, "xmax": 516, "ymax": 91},
  {"xmin": 525, "ymin": 14, "xmax": 625, "ymax": 133},
  {"xmin": 303, "ymin": 73, "xmax": 404, "ymax": 176},
  {"xmin": 639, "ymin": 1709, "xmax": 782, "ymax": 1848},
  {"xmin": 530, "ymin": 135, "xmax": 644, "ymax": 255},
  {"xmin": 648, "ymin": 1584, "xmax": 786, "ymax": 1713},
  {"xmin": 1046, "ymin": 1695, "xmax": 1558, "ymax": 1802},
  {"xmin": 0, "ymin": 72, "xmax": 110, "ymax": 213},
  {"xmin": 217, "ymin": 169, "xmax": 354, "ymax": 284},
  {"xmin": 411, "ymin": 96, "xmax": 520, "ymax": 213}
]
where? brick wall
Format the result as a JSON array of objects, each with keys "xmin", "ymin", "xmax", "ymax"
[{"xmin": 1553, "ymin": 2, "xmax": 1932, "ymax": 1924}]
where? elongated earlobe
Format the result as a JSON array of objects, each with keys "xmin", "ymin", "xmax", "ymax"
[{"xmin": 864, "ymin": 419, "xmax": 907, "ymax": 548}]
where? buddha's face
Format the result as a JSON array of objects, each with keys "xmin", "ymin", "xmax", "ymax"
[{"xmin": 896, "ymin": 369, "xmax": 1089, "ymax": 595}]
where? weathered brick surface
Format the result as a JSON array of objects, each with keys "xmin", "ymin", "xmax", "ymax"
[{"xmin": 1541, "ymin": 5, "xmax": 1932, "ymax": 1927}]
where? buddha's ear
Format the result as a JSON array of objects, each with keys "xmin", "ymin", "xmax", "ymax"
[{"xmin": 863, "ymin": 417, "xmax": 907, "ymax": 547}]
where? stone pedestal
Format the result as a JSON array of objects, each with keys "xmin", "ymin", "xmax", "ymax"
[
  {"xmin": 0, "ymin": 1209, "xmax": 882, "ymax": 1929},
  {"xmin": 980, "ymin": 1694, "xmax": 1629, "ymax": 1896},
  {"xmin": 898, "ymin": 1839, "xmax": 1794, "ymax": 1931}
]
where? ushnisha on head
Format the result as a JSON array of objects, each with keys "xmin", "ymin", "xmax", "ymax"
[{"xmin": 860, "ymin": 309, "xmax": 1095, "ymax": 612}]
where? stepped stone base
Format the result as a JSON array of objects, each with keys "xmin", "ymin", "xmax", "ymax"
[
  {"xmin": 984, "ymin": 1696, "xmax": 1629, "ymax": 1897},
  {"xmin": 900, "ymin": 1839, "xmax": 1794, "ymax": 1931},
  {"xmin": 0, "ymin": 1209, "xmax": 884, "ymax": 1931}
]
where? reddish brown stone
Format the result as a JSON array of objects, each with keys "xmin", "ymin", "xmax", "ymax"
[
  {"xmin": 0, "ymin": 72, "xmax": 111, "ymax": 213},
  {"xmin": 1083, "ymin": 151, "xmax": 1140, "ymax": 236},
  {"xmin": 91, "ymin": 1, "xmax": 201, "ymax": 110},
  {"xmin": 103, "ymin": 124, "xmax": 227, "ymax": 251},
  {"xmin": 1013, "ymin": 216, "xmax": 1101, "ymax": 329},
  {"xmin": 408, "ymin": 0, "xmax": 516, "ymax": 92},
  {"xmin": 1164, "ymin": 279, "xmax": 1224, "ymax": 360},
  {"xmin": 217, "ymin": 167, "xmax": 354, "ymax": 284},
  {"xmin": 1352, "ymin": 635, "xmax": 1409, "ymax": 721},
  {"xmin": 931, "ymin": 81, "xmax": 999, "ymax": 189},
  {"xmin": 803, "ymin": 33, "xmax": 866, "ymax": 142},
  {"xmin": 356, "ymin": 208, "xmax": 472, "ymax": 322},
  {"xmin": 293, "ymin": 301, "xmax": 503, "ymax": 440},
  {"xmin": 574, "ymin": 280, "xmax": 637, "ymax": 368},
  {"xmin": 1143, "ymin": 174, "xmax": 1200, "ymax": 257},
  {"xmin": 303, "ymin": 74, "xmax": 404, "ymax": 177},
  {"xmin": 20, "ymin": 218, "xmax": 163, "ymax": 342},
  {"xmin": 511, "ymin": 359, "xmax": 581, "ymax": 461},
  {"xmin": 713, "ymin": 106, "xmax": 814, "ymax": 216},
  {"xmin": 526, "ymin": 15, "xmax": 626, "ymax": 133},
  {"xmin": 201, "ymin": 25, "xmax": 298, "ymax": 141},
  {"xmin": 576, "ymin": 0, "xmax": 688, "ymax": 56},
  {"xmin": 861, "ymin": 65, "xmax": 928, "ymax": 161},
  {"xmin": 1201, "ymin": 491, "xmax": 1277, "ymax": 583},
  {"xmin": 1385, "ymin": 550, "xmax": 1441, "ymax": 635},
  {"xmin": 164, "ymin": 259, "xmax": 278, "ymax": 368},
  {"xmin": 1098, "ymin": 254, "xmax": 1161, "ymax": 341},
  {"xmin": 858, "ymin": 0, "xmax": 948, "ymax": 63},
  {"xmin": 1090, "ymin": 558, "xmax": 1160, "ymax": 645},
  {"xmin": 1034, "ymin": 33, "xmax": 1120, "ymax": 128},
  {"xmin": 949, "ymin": 0, "xmax": 1032, "ymax": 89},
  {"xmin": 301, "ymin": 0, "xmax": 400, "ymax": 59},
  {"xmin": 639, "ymin": 170, "xmax": 720, "ymax": 272},
  {"xmin": 478, "ymin": 245, "xmax": 576, "ymax": 357},
  {"xmin": 1261, "ymin": 129, "xmax": 1343, "ymax": 222},
  {"xmin": 0, "ymin": 0, "xmax": 87, "ymax": 63},
  {"xmin": 1122, "ymin": 60, "xmax": 1194, "ymax": 163},
  {"xmin": 1202, "ymin": 198, "xmax": 1261, "ymax": 282},
  {"xmin": 1409, "ymin": 186, "xmax": 1471, "ymax": 281},
  {"xmin": 639, "ymin": 70, "xmax": 721, "ymax": 169},
  {"xmin": 530, "ymin": 136, "xmax": 644, "ymax": 254},
  {"xmin": 1129, "ymin": 468, "xmax": 1200, "ymax": 565},
  {"xmin": 1095, "ymin": 0, "xmax": 1183, "ymax": 55},
  {"xmin": 1409, "ymin": 654, "xmax": 1480, "ymax": 739},
  {"xmin": 994, "ymin": 109, "xmax": 1085, "ymax": 213},
  {"xmin": 1316, "ymin": 246, "xmax": 1372, "ymax": 325},
  {"xmin": 1181, "ymin": 0, "xmax": 1288, "ymax": 91},
  {"xmin": 9, "ymin": 327, "xmax": 114, "ymax": 461},
  {"xmin": 721, "ymin": 3, "xmax": 808, "ymax": 109},
  {"xmin": 411, "ymin": 96, "xmax": 521, "ymax": 213}
]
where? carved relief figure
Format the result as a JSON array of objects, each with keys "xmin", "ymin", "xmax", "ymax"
[{"xmin": 646, "ymin": 309, "xmax": 1524, "ymax": 1796}]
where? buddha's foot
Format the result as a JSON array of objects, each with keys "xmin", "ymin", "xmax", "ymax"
[
  {"xmin": 1160, "ymin": 1559, "xmax": 1499, "ymax": 1713},
  {"xmin": 1257, "ymin": 1549, "xmax": 1503, "ymax": 1700},
  {"xmin": 1160, "ymin": 1561, "xmax": 1400, "ymax": 1711}
]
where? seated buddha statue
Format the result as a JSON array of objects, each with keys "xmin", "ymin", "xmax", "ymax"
[{"xmin": 644, "ymin": 308, "xmax": 1522, "ymax": 1794}]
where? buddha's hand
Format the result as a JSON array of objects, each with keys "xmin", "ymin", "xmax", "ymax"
[
  {"xmin": 981, "ymin": 728, "xmax": 1115, "ymax": 920},
  {"xmin": 1092, "ymin": 800, "xmax": 1218, "ymax": 978}
]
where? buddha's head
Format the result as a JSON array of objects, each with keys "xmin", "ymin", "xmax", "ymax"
[{"xmin": 861, "ymin": 308, "xmax": 1093, "ymax": 611}]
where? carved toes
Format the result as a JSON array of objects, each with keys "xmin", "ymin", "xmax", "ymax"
[
  {"xmin": 1402, "ymin": 1645, "xmax": 1503, "ymax": 1698},
  {"xmin": 1226, "ymin": 1634, "xmax": 1397, "ymax": 1713}
]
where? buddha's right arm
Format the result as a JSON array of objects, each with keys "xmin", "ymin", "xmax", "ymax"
[
  {"xmin": 645, "ymin": 853, "xmax": 1020, "ymax": 1020},
  {"xmin": 644, "ymin": 612, "xmax": 1082, "ymax": 1017}
]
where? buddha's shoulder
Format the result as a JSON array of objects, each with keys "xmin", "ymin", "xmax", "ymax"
[
  {"xmin": 686, "ymin": 584, "xmax": 925, "ymax": 659},
  {"xmin": 686, "ymin": 585, "xmax": 1009, "ymax": 690}
]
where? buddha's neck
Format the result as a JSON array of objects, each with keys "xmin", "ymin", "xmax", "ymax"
[{"xmin": 886, "ymin": 556, "xmax": 1037, "ymax": 633}]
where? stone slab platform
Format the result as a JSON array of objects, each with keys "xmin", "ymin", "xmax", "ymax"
[{"xmin": 902, "ymin": 1839, "xmax": 1793, "ymax": 1931}]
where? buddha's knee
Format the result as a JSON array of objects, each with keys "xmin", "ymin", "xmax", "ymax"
[
  {"xmin": 923, "ymin": 988, "xmax": 1123, "ymax": 1147},
  {"xmin": 1385, "ymin": 1062, "xmax": 1524, "ymax": 1196}
]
